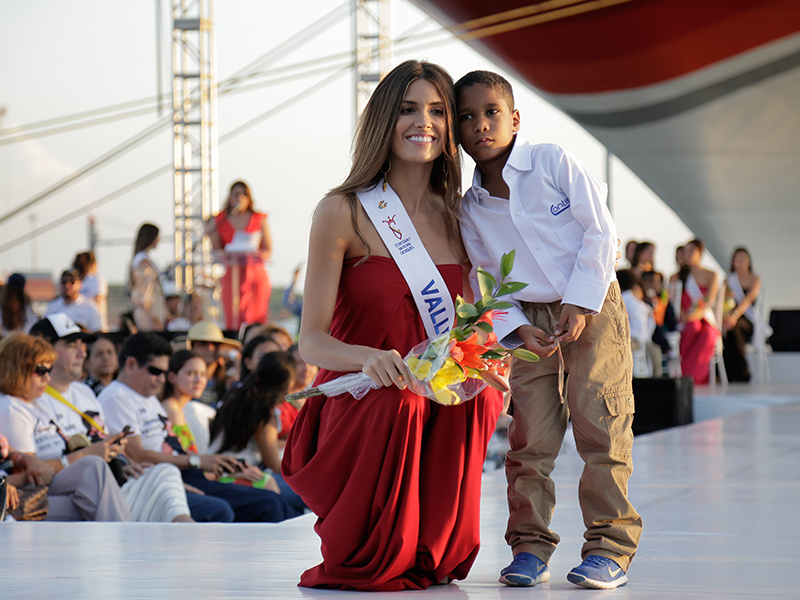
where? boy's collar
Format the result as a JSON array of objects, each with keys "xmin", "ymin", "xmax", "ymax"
[
  {"xmin": 470, "ymin": 134, "xmax": 532, "ymax": 191},
  {"xmin": 505, "ymin": 134, "xmax": 532, "ymax": 172}
]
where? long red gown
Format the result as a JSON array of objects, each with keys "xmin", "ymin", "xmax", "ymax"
[
  {"xmin": 215, "ymin": 212, "xmax": 271, "ymax": 330},
  {"xmin": 282, "ymin": 256, "xmax": 503, "ymax": 591},
  {"xmin": 679, "ymin": 284, "xmax": 720, "ymax": 384}
]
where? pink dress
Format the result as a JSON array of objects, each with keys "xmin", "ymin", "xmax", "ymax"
[
  {"xmin": 679, "ymin": 284, "xmax": 720, "ymax": 384},
  {"xmin": 215, "ymin": 212, "xmax": 270, "ymax": 330}
]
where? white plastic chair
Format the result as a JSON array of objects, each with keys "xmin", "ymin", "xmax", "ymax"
[
  {"xmin": 746, "ymin": 286, "xmax": 772, "ymax": 384},
  {"xmin": 709, "ymin": 281, "xmax": 728, "ymax": 390},
  {"xmin": 666, "ymin": 279, "xmax": 683, "ymax": 377}
]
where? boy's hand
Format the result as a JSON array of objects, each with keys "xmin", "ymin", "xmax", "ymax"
[
  {"xmin": 516, "ymin": 325, "xmax": 558, "ymax": 357},
  {"xmin": 554, "ymin": 304, "xmax": 587, "ymax": 343}
]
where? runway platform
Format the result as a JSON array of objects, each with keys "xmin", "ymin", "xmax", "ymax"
[{"xmin": 3, "ymin": 383, "xmax": 800, "ymax": 600}]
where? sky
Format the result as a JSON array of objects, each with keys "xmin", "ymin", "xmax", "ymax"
[{"xmin": 0, "ymin": 0, "xmax": 713, "ymax": 300}]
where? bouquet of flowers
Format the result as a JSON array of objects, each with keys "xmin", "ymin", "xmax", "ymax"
[{"xmin": 286, "ymin": 251, "xmax": 539, "ymax": 406}]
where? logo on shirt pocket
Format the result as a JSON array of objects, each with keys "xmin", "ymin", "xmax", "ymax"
[{"xmin": 550, "ymin": 198, "xmax": 570, "ymax": 215}]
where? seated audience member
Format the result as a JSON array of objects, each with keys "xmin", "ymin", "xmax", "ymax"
[
  {"xmin": 625, "ymin": 239, "xmax": 638, "ymax": 268},
  {"xmin": 97, "ymin": 333, "xmax": 233, "ymax": 522},
  {"xmin": 631, "ymin": 241, "xmax": 655, "ymax": 275},
  {"xmin": 670, "ymin": 239, "xmax": 720, "ymax": 384},
  {"xmin": 73, "ymin": 251, "xmax": 109, "ymax": 331},
  {"xmin": 102, "ymin": 334, "xmax": 292, "ymax": 522},
  {"xmin": 641, "ymin": 270, "xmax": 678, "ymax": 356},
  {"xmin": 241, "ymin": 322, "xmax": 293, "ymax": 350},
  {"xmin": 29, "ymin": 314, "xmax": 193, "ymax": 522},
  {"xmin": 239, "ymin": 334, "xmax": 282, "ymax": 382},
  {"xmin": 84, "ymin": 334, "xmax": 119, "ymax": 396},
  {"xmin": 0, "ymin": 332, "xmax": 131, "ymax": 521},
  {"xmin": 184, "ymin": 321, "xmax": 241, "ymax": 407},
  {"xmin": 279, "ymin": 344, "xmax": 318, "ymax": 441},
  {"xmin": 723, "ymin": 247, "xmax": 772, "ymax": 382},
  {"xmin": 1, "ymin": 435, "xmax": 58, "ymax": 521},
  {"xmin": 45, "ymin": 269, "xmax": 102, "ymax": 332},
  {"xmin": 617, "ymin": 270, "xmax": 662, "ymax": 377},
  {"xmin": 161, "ymin": 350, "xmax": 283, "ymax": 504},
  {"xmin": 1, "ymin": 273, "xmax": 37, "ymax": 336},
  {"xmin": 208, "ymin": 351, "xmax": 306, "ymax": 514}
]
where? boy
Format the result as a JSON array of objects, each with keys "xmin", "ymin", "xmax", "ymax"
[{"xmin": 455, "ymin": 71, "xmax": 642, "ymax": 590}]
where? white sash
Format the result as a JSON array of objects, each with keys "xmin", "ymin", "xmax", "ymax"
[
  {"xmin": 684, "ymin": 272, "xmax": 718, "ymax": 328},
  {"xmin": 358, "ymin": 182, "xmax": 455, "ymax": 339},
  {"xmin": 726, "ymin": 273, "xmax": 773, "ymax": 340}
]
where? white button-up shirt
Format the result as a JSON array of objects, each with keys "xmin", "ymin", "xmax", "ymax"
[{"xmin": 460, "ymin": 137, "xmax": 618, "ymax": 346}]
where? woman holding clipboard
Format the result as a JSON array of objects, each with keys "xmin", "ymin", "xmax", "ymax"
[{"xmin": 207, "ymin": 181, "xmax": 272, "ymax": 330}]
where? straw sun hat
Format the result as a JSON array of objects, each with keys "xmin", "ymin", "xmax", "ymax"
[{"xmin": 177, "ymin": 320, "xmax": 241, "ymax": 351}]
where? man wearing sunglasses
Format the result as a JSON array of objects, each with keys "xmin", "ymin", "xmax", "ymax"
[
  {"xmin": 30, "ymin": 315, "xmax": 194, "ymax": 523},
  {"xmin": 99, "ymin": 332, "xmax": 235, "ymax": 522}
]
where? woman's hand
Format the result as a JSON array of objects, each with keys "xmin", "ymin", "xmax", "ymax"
[
  {"xmin": 200, "ymin": 453, "xmax": 240, "ymax": 476},
  {"xmin": 229, "ymin": 463, "xmax": 266, "ymax": 482},
  {"xmin": 15, "ymin": 453, "xmax": 54, "ymax": 486},
  {"xmin": 6, "ymin": 483, "xmax": 19, "ymax": 510},
  {"xmin": 122, "ymin": 461, "xmax": 147, "ymax": 479},
  {"xmin": 184, "ymin": 483, "xmax": 205, "ymax": 495},
  {"xmin": 361, "ymin": 349, "xmax": 412, "ymax": 389},
  {"xmin": 82, "ymin": 435, "xmax": 126, "ymax": 462}
]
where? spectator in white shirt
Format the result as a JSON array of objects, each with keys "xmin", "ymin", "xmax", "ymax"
[
  {"xmin": 45, "ymin": 269, "xmax": 102, "ymax": 332},
  {"xmin": 617, "ymin": 269, "xmax": 662, "ymax": 377}
]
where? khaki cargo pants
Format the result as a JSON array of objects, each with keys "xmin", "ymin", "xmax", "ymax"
[{"xmin": 506, "ymin": 281, "xmax": 643, "ymax": 571}]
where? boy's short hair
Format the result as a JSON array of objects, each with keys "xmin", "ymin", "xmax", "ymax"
[{"xmin": 454, "ymin": 70, "xmax": 515, "ymax": 110}]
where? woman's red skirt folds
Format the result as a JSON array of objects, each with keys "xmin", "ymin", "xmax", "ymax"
[{"xmin": 282, "ymin": 257, "xmax": 502, "ymax": 590}]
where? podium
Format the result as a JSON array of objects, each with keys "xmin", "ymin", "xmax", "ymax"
[{"xmin": 215, "ymin": 249, "xmax": 265, "ymax": 330}]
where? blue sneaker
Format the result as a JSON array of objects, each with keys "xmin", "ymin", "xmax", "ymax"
[
  {"xmin": 567, "ymin": 555, "xmax": 628, "ymax": 589},
  {"xmin": 499, "ymin": 552, "xmax": 551, "ymax": 587}
]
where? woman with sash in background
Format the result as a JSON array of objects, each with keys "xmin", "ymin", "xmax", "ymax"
[
  {"xmin": 723, "ymin": 247, "xmax": 771, "ymax": 382},
  {"xmin": 671, "ymin": 238, "xmax": 720, "ymax": 384},
  {"xmin": 282, "ymin": 60, "xmax": 502, "ymax": 591}
]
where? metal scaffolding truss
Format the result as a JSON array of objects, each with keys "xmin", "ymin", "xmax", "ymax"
[
  {"xmin": 353, "ymin": 0, "xmax": 391, "ymax": 121},
  {"xmin": 171, "ymin": 0, "xmax": 218, "ymax": 295}
]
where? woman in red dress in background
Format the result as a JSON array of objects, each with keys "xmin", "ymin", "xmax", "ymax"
[
  {"xmin": 207, "ymin": 181, "xmax": 272, "ymax": 330},
  {"xmin": 281, "ymin": 60, "xmax": 502, "ymax": 591}
]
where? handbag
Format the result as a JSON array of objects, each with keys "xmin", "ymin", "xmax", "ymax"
[{"xmin": 8, "ymin": 482, "xmax": 49, "ymax": 521}]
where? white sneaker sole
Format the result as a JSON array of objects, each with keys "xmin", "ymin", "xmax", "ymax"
[
  {"xmin": 499, "ymin": 570, "xmax": 551, "ymax": 587},
  {"xmin": 567, "ymin": 571, "xmax": 628, "ymax": 589}
]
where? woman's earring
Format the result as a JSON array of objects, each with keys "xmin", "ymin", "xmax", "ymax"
[{"xmin": 382, "ymin": 159, "xmax": 391, "ymax": 191}]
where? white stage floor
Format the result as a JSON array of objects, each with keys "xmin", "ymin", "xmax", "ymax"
[{"xmin": 3, "ymin": 384, "xmax": 800, "ymax": 600}]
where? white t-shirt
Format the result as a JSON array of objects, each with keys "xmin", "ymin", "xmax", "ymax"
[
  {"xmin": 622, "ymin": 289, "xmax": 655, "ymax": 346},
  {"xmin": 45, "ymin": 295, "xmax": 102, "ymax": 332},
  {"xmin": 183, "ymin": 400, "xmax": 216, "ymax": 455},
  {"xmin": 0, "ymin": 393, "xmax": 68, "ymax": 460},
  {"xmin": 35, "ymin": 382, "xmax": 106, "ymax": 441},
  {"xmin": 99, "ymin": 380, "xmax": 171, "ymax": 453}
]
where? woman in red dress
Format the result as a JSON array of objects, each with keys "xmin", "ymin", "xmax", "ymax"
[
  {"xmin": 281, "ymin": 60, "xmax": 503, "ymax": 591},
  {"xmin": 670, "ymin": 239, "xmax": 720, "ymax": 384},
  {"xmin": 207, "ymin": 181, "xmax": 272, "ymax": 330}
]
